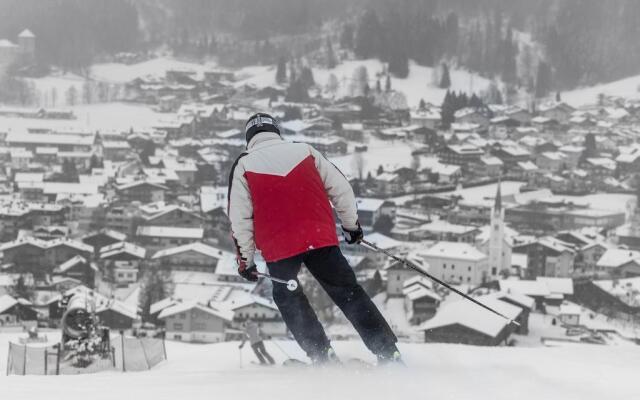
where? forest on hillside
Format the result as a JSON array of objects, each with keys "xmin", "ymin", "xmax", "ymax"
[{"xmin": 1, "ymin": 0, "xmax": 640, "ymax": 91}]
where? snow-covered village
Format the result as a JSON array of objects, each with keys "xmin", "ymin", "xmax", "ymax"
[{"xmin": 0, "ymin": 1, "xmax": 639, "ymax": 400}]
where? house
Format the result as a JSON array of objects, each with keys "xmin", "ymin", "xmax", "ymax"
[
  {"xmin": 584, "ymin": 158, "xmax": 616, "ymax": 179},
  {"xmin": 116, "ymin": 181, "xmax": 169, "ymax": 204},
  {"xmin": 477, "ymin": 156, "xmax": 503, "ymax": 178},
  {"xmin": 0, "ymin": 295, "xmax": 38, "ymax": 325},
  {"xmin": 158, "ymin": 301, "xmax": 234, "ymax": 343},
  {"xmin": 100, "ymin": 241, "xmax": 146, "ymax": 285},
  {"xmin": 151, "ymin": 242, "xmax": 227, "ymax": 272},
  {"xmin": 595, "ymin": 249, "xmax": 640, "ymax": 278},
  {"xmin": 493, "ymin": 291, "xmax": 534, "ymax": 334},
  {"xmin": 0, "ymin": 237, "xmax": 93, "ymax": 275},
  {"xmin": 513, "ymin": 237, "xmax": 576, "ymax": 278},
  {"xmin": 419, "ymin": 296, "xmax": 521, "ymax": 346},
  {"xmin": 558, "ymin": 145, "xmax": 584, "ymax": 169},
  {"xmin": 384, "ymin": 254, "xmax": 427, "ymax": 296},
  {"xmin": 498, "ymin": 279, "xmax": 552, "ymax": 310},
  {"xmin": 558, "ymin": 302, "xmax": 581, "ymax": 325},
  {"xmin": 491, "ymin": 145, "xmax": 530, "ymax": 170},
  {"xmin": 354, "ymin": 198, "xmax": 395, "ymax": 230},
  {"xmin": 418, "ymin": 220, "xmax": 479, "ymax": 243},
  {"xmin": 95, "ymin": 300, "xmax": 137, "ymax": 330},
  {"xmin": 536, "ymin": 152, "xmax": 567, "ymax": 172},
  {"xmin": 439, "ymin": 145, "xmax": 484, "ymax": 172},
  {"xmin": 402, "ymin": 278, "xmax": 441, "ymax": 325},
  {"xmin": 417, "ymin": 241, "xmax": 489, "ymax": 285},
  {"xmin": 223, "ymin": 295, "xmax": 286, "ymax": 337},
  {"xmin": 410, "ymin": 108, "xmax": 441, "ymax": 130},
  {"xmin": 454, "ymin": 107, "xmax": 490, "ymax": 130},
  {"xmin": 538, "ymin": 102, "xmax": 576, "ymax": 124},
  {"xmin": 53, "ymin": 256, "xmax": 97, "ymax": 288}
]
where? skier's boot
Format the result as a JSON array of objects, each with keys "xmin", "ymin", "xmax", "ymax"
[
  {"xmin": 376, "ymin": 347, "xmax": 405, "ymax": 366},
  {"xmin": 311, "ymin": 346, "xmax": 341, "ymax": 366}
]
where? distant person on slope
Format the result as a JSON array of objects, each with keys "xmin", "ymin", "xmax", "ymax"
[
  {"xmin": 239, "ymin": 319, "xmax": 275, "ymax": 365},
  {"xmin": 227, "ymin": 112, "xmax": 400, "ymax": 365}
]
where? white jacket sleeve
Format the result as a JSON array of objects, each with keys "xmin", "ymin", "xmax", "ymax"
[
  {"xmin": 228, "ymin": 158, "xmax": 255, "ymax": 265},
  {"xmin": 308, "ymin": 145, "xmax": 359, "ymax": 230}
]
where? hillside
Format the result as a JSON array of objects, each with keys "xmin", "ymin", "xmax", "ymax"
[{"xmin": 1, "ymin": 333, "xmax": 638, "ymax": 400}]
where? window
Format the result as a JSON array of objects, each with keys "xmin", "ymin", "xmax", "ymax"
[
  {"xmin": 179, "ymin": 313, "xmax": 186, "ymax": 319},
  {"xmin": 468, "ymin": 266, "xmax": 471, "ymax": 271},
  {"xmin": 491, "ymin": 267, "xmax": 497, "ymax": 275},
  {"xmin": 194, "ymin": 322, "xmax": 206, "ymax": 330},
  {"xmin": 452, "ymin": 265, "xmax": 455, "ymax": 270},
  {"xmin": 467, "ymin": 277, "xmax": 471, "ymax": 282},
  {"xmin": 173, "ymin": 323, "xmax": 183, "ymax": 331},
  {"xmin": 443, "ymin": 264, "xmax": 446, "ymax": 269}
]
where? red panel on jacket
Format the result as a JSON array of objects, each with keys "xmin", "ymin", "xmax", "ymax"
[{"xmin": 244, "ymin": 155, "xmax": 338, "ymax": 262}]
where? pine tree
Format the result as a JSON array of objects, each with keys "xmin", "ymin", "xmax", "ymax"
[
  {"xmin": 419, "ymin": 98, "xmax": 426, "ymax": 109},
  {"xmin": 300, "ymin": 67, "xmax": 315, "ymax": 90},
  {"xmin": 556, "ymin": 92, "xmax": 562, "ymax": 102},
  {"xmin": 326, "ymin": 38, "xmax": 337, "ymax": 69},
  {"xmin": 385, "ymin": 75, "xmax": 391, "ymax": 92},
  {"xmin": 439, "ymin": 63, "xmax": 451, "ymax": 89},
  {"xmin": 389, "ymin": 48, "xmax": 409, "ymax": 78},
  {"xmin": 376, "ymin": 79, "xmax": 381, "ymax": 93},
  {"xmin": 535, "ymin": 61, "xmax": 552, "ymax": 98},
  {"xmin": 276, "ymin": 56, "xmax": 287, "ymax": 84}
]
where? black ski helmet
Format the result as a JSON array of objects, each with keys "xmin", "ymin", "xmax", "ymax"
[{"xmin": 244, "ymin": 112, "xmax": 281, "ymax": 145}]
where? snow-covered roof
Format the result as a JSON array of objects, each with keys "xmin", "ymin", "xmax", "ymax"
[
  {"xmin": 536, "ymin": 277, "xmax": 574, "ymax": 296},
  {"xmin": 0, "ymin": 237, "xmax": 92, "ymax": 253},
  {"xmin": 494, "ymin": 291, "xmax": 535, "ymax": 310},
  {"xmin": 136, "ymin": 226, "xmax": 204, "ymax": 239},
  {"xmin": 222, "ymin": 294, "xmax": 279, "ymax": 312},
  {"xmin": 152, "ymin": 242, "xmax": 226, "ymax": 260},
  {"xmin": 150, "ymin": 297, "xmax": 179, "ymax": 316},
  {"xmin": 100, "ymin": 241, "xmax": 146, "ymax": 259},
  {"xmin": 18, "ymin": 29, "xmax": 35, "ymax": 38},
  {"xmin": 96, "ymin": 300, "xmax": 138, "ymax": 320},
  {"xmin": 420, "ymin": 242, "xmax": 487, "ymax": 262},
  {"xmin": 596, "ymin": 248, "xmax": 640, "ymax": 268},
  {"xmin": 422, "ymin": 220, "xmax": 478, "ymax": 235},
  {"xmin": 404, "ymin": 286, "xmax": 442, "ymax": 302},
  {"xmin": 356, "ymin": 198, "xmax": 386, "ymax": 212},
  {"xmin": 362, "ymin": 232, "xmax": 401, "ymax": 250},
  {"xmin": 559, "ymin": 302, "xmax": 581, "ymax": 316},
  {"xmin": 0, "ymin": 294, "xmax": 18, "ymax": 314},
  {"xmin": 57, "ymin": 255, "xmax": 90, "ymax": 273},
  {"xmin": 158, "ymin": 301, "xmax": 233, "ymax": 321},
  {"xmin": 419, "ymin": 296, "xmax": 520, "ymax": 337},
  {"xmin": 499, "ymin": 279, "xmax": 551, "ymax": 297}
]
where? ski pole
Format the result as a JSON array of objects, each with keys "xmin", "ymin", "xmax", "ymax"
[
  {"xmin": 360, "ymin": 239, "xmax": 520, "ymax": 327},
  {"xmin": 255, "ymin": 272, "xmax": 299, "ymax": 291}
]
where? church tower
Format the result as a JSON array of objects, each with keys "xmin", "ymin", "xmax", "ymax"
[{"xmin": 488, "ymin": 181, "xmax": 506, "ymax": 278}]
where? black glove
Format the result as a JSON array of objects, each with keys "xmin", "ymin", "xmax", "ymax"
[
  {"xmin": 237, "ymin": 257, "xmax": 258, "ymax": 282},
  {"xmin": 342, "ymin": 221, "xmax": 364, "ymax": 244}
]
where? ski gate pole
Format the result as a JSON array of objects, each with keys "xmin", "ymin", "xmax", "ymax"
[{"xmin": 360, "ymin": 239, "xmax": 520, "ymax": 327}]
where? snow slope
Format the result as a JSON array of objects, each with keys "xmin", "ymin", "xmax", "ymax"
[
  {"xmin": 235, "ymin": 59, "xmax": 492, "ymax": 108},
  {"xmin": 562, "ymin": 74, "xmax": 640, "ymax": 107},
  {"xmin": 1, "ymin": 332, "xmax": 639, "ymax": 400}
]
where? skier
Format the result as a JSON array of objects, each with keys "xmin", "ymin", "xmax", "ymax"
[
  {"xmin": 239, "ymin": 319, "xmax": 275, "ymax": 365},
  {"xmin": 228, "ymin": 112, "xmax": 401, "ymax": 365}
]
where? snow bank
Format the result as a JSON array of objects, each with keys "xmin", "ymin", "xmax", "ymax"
[
  {"xmin": 562, "ymin": 74, "xmax": 640, "ymax": 107},
  {"xmin": 1, "ymin": 332, "xmax": 638, "ymax": 400}
]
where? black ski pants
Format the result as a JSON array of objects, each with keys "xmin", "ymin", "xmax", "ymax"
[
  {"xmin": 267, "ymin": 246, "xmax": 397, "ymax": 360},
  {"xmin": 251, "ymin": 341, "xmax": 275, "ymax": 365}
]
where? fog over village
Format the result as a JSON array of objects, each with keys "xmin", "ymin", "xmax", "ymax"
[{"xmin": 0, "ymin": 1, "xmax": 639, "ymax": 400}]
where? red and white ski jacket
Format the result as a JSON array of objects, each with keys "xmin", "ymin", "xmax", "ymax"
[{"xmin": 228, "ymin": 132, "xmax": 358, "ymax": 264}]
